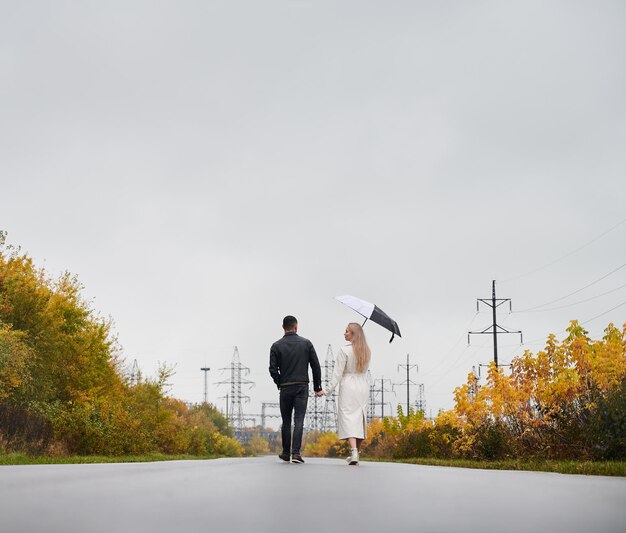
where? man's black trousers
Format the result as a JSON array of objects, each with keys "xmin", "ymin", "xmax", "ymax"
[{"xmin": 279, "ymin": 383, "xmax": 309, "ymax": 455}]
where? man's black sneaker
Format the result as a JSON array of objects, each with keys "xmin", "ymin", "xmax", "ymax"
[
  {"xmin": 278, "ymin": 452, "xmax": 290, "ymax": 462},
  {"xmin": 291, "ymin": 454, "xmax": 305, "ymax": 464}
]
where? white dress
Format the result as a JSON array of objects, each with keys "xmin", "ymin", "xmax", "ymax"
[{"xmin": 324, "ymin": 344, "xmax": 369, "ymax": 440}]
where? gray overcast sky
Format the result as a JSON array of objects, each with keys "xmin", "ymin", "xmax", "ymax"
[{"xmin": 2, "ymin": 1, "xmax": 625, "ymax": 421}]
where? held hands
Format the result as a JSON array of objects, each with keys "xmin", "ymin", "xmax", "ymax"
[{"xmin": 315, "ymin": 390, "xmax": 326, "ymax": 397}]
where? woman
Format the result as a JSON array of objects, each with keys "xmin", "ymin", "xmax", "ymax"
[{"xmin": 318, "ymin": 322, "xmax": 371, "ymax": 465}]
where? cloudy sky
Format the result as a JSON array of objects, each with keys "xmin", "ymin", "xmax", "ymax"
[{"xmin": 2, "ymin": 1, "xmax": 625, "ymax": 422}]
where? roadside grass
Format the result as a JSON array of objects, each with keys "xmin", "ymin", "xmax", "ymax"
[
  {"xmin": 0, "ymin": 453, "xmax": 222, "ymax": 465},
  {"xmin": 363, "ymin": 457, "xmax": 626, "ymax": 476},
  {"xmin": 3, "ymin": 453, "xmax": 624, "ymax": 475}
]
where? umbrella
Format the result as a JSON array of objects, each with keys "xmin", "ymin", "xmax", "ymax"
[{"xmin": 335, "ymin": 294, "xmax": 402, "ymax": 343}]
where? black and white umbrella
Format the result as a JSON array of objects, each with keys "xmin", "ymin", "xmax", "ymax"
[{"xmin": 335, "ymin": 294, "xmax": 402, "ymax": 343}]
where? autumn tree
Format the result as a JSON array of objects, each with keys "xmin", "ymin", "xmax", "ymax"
[
  {"xmin": 453, "ymin": 321, "xmax": 626, "ymax": 459},
  {"xmin": 0, "ymin": 235, "xmax": 242, "ymax": 457}
]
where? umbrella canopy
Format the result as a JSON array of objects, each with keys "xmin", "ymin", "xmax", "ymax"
[{"xmin": 335, "ymin": 294, "xmax": 402, "ymax": 343}]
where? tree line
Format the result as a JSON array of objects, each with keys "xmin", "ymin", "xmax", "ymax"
[
  {"xmin": 0, "ymin": 233, "xmax": 242, "ymax": 457},
  {"xmin": 3, "ymin": 232, "xmax": 623, "ymax": 462},
  {"xmin": 306, "ymin": 320, "xmax": 626, "ymax": 461}
]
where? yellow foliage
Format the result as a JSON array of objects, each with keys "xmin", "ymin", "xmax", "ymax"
[
  {"xmin": 0, "ymin": 240, "xmax": 241, "ymax": 457},
  {"xmin": 449, "ymin": 320, "xmax": 626, "ymax": 458},
  {"xmin": 304, "ymin": 432, "xmax": 350, "ymax": 457},
  {"xmin": 0, "ymin": 325, "xmax": 32, "ymax": 400},
  {"xmin": 246, "ymin": 434, "xmax": 270, "ymax": 456}
]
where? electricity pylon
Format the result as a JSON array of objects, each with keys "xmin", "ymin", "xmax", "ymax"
[
  {"xmin": 216, "ymin": 347, "xmax": 255, "ymax": 433},
  {"xmin": 321, "ymin": 344, "xmax": 338, "ymax": 432},
  {"xmin": 468, "ymin": 280, "xmax": 523, "ymax": 367},
  {"xmin": 200, "ymin": 366, "xmax": 210, "ymax": 404},
  {"xmin": 395, "ymin": 353, "xmax": 418, "ymax": 414}
]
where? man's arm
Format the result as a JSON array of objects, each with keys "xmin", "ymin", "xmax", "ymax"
[
  {"xmin": 308, "ymin": 342, "xmax": 322, "ymax": 392},
  {"xmin": 269, "ymin": 344, "xmax": 281, "ymax": 389}
]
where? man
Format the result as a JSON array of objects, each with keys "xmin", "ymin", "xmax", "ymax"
[{"xmin": 269, "ymin": 315, "xmax": 322, "ymax": 464}]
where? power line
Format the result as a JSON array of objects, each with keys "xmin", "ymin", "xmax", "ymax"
[
  {"xmin": 419, "ymin": 312, "xmax": 479, "ymax": 377},
  {"xmin": 426, "ymin": 339, "xmax": 490, "ymax": 387},
  {"xmin": 580, "ymin": 301, "xmax": 626, "ymax": 327},
  {"xmin": 514, "ymin": 300, "xmax": 626, "ymax": 346},
  {"xmin": 517, "ymin": 283, "xmax": 626, "ymax": 313},
  {"xmin": 424, "ymin": 314, "xmax": 515, "ymax": 385},
  {"xmin": 501, "ymin": 217, "xmax": 626, "ymax": 283},
  {"xmin": 517, "ymin": 262, "xmax": 626, "ymax": 312}
]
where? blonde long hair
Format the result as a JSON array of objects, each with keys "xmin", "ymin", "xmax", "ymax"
[{"xmin": 348, "ymin": 322, "xmax": 371, "ymax": 373}]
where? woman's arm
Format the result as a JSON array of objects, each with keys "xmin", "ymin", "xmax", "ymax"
[{"xmin": 324, "ymin": 346, "xmax": 347, "ymax": 395}]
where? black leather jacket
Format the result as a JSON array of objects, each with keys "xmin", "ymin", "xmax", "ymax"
[{"xmin": 269, "ymin": 332, "xmax": 322, "ymax": 391}]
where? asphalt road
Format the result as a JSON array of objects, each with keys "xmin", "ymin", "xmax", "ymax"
[{"xmin": 1, "ymin": 456, "xmax": 625, "ymax": 533}]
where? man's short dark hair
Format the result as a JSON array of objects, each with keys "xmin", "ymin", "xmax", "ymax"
[{"xmin": 282, "ymin": 315, "xmax": 298, "ymax": 330}]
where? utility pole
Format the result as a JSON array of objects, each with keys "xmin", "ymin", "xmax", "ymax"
[
  {"xmin": 469, "ymin": 366, "xmax": 482, "ymax": 399},
  {"xmin": 305, "ymin": 347, "xmax": 333, "ymax": 432},
  {"xmin": 260, "ymin": 402, "xmax": 280, "ymax": 430},
  {"xmin": 368, "ymin": 373, "xmax": 376, "ymax": 422},
  {"xmin": 305, "ymin": 389, "xmax": 325, "ymax": 432},
  {"xmin": 468, "ymin": 280, "xmax": 523, "ymax": 367},
  {"xmin": 321, "ymin": 344, "xmax": 337, "ymax": 433},
  {"xmin": 129, "ymin": 359, "xmax": 140, "ymax": 387},
  {"xmin": 414, "ymin": 383, "xmax": 426, "ymax": 413},
  {"xmin": 369, "ymin": 377, "xmax": 393, "ymax": 419},
  {"xmin": 395, "ymin": 354, "xmax": 418, "ymax": 415},
  {"xmin": 200, "ymin": 367, "xmax": 211, "ymax": 404},
  {"xmin": 382, "ymin": 378, "xmax": 395, "ymax": 418},
  {"xmin": 216, "ymin": 347, "xmax": 255, "ymax": 437}
]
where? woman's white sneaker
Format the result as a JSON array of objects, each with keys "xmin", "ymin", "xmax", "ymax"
[{"xmin": 348, "ymin": 449, "xmax": 359, "ymax": 465}]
